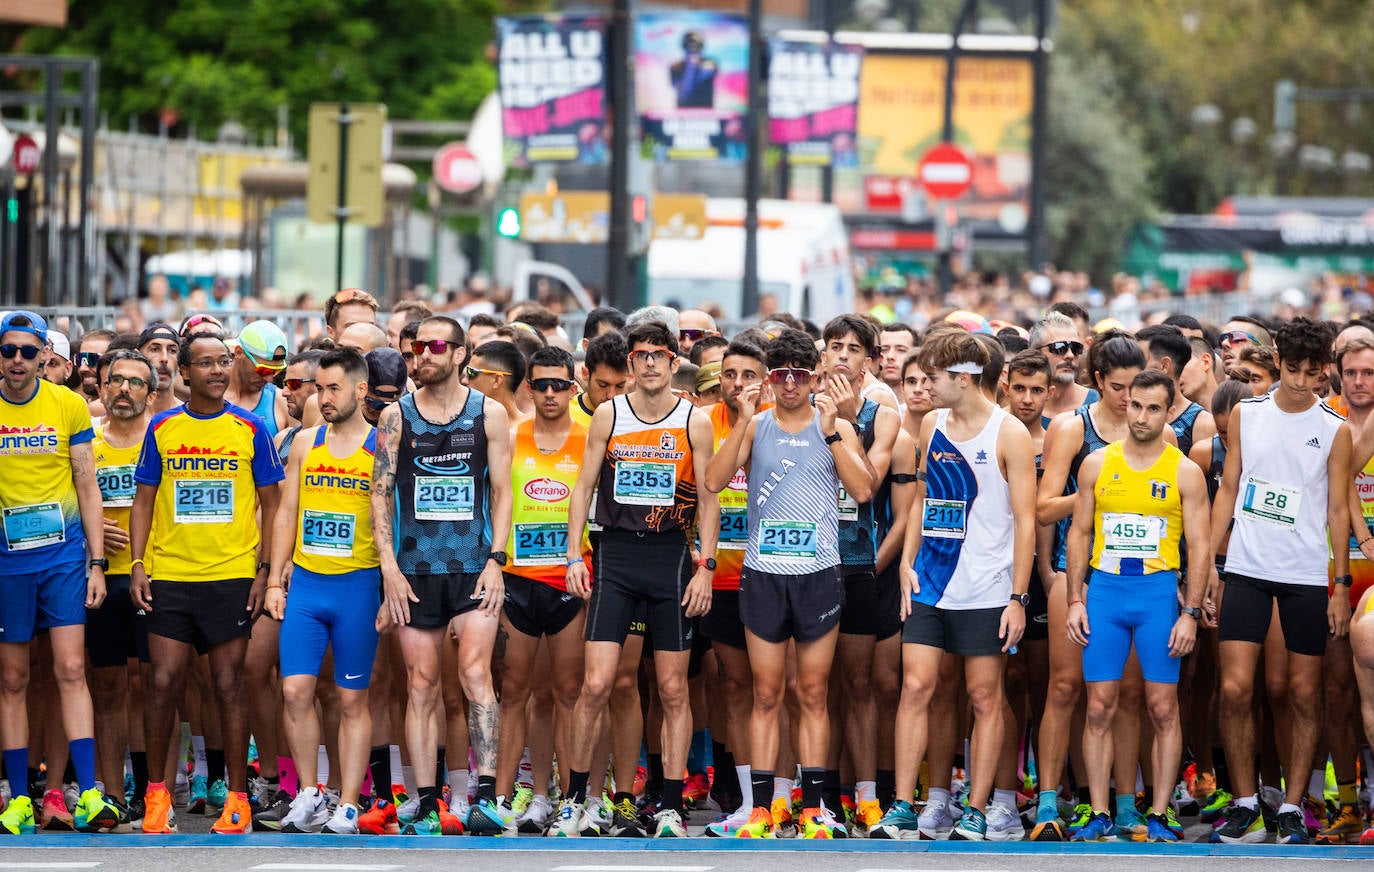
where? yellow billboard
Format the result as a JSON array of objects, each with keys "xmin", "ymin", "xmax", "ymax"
[{"xmin": 856, "ymin": 54, "xmax": 1032, "ymax": 231}]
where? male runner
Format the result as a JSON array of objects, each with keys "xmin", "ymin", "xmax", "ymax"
[
  {"xmin": 325, "ymin": 288, "xmax": 380, "ymax": 343},
  {"xmin": 282, "ymin": 349, "xmax": 325, "ymax": 428},
  {"xmin": 1137, "ymin": 325, "xmax": 1215, "ymax": 456},
  {"xmin": 130, "ymin": 330, "xmax": 284, "ymax": 835},
  {"xmin": 42, "ymin": 331, "xmax": 73, "ymax": 387},
  {"xmin": 0, "ymin": 311, "xmax": 116, "ymax": 835},
  {"xmin": 225, "ymin": 320, "xmax": 289, "ymax": 436},
  {"xmin": 371, "ymin": 316, "xmax": 512, "ymax": 836},
  {"xmin": 871, "ymin": 330, "xmax": 1034, "ymax": 841},
  {"xmin": 466, "ymin": 340, "xmax": 526, "ymax": 423},
  {"xmin": 74, "ymin": 329, "xmax": 115, "ymax": 415},
  {"xmin": 559, "ymin": 320, "xmax": 719, "ymax": 838},
  {"xmin": 267, "ymin": 348, "xmax": 381, "ymax": 835},
  {"xmin": 877, "ymin": 324, "xmax": 919, "ymax": 396},
  {"xmin": 705, "ymin": 328, "xmax": 873, "ymax": 839},
  {"xmin": 1065, "ymin": 370, "xmax": 1211, "ymax": 842},
  {"xmin": 677, "ymin": 310, "xmax": 718, "ymax": 358},
  {"xmin": 572, "ymin": 332, "xmax": 630, "ymax": 430},
  {"xmin": 138, "ymin": 323, "xmax": 184, "ymax": 414},
  {"xmin": 1031, "ymin": 312, "xmax": 1097, "ymax": 422},
  {"xmin": 1209, "ymin": 317, "xmax": 1353, "ymax": 845}
]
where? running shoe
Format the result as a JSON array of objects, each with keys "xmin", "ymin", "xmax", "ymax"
[
  {"xmin": 126, "ymin": 796, "xmax": 146, "ymax": 830},
  {"xmin": 124, "ymin": 772, "xmax": 136, "ymax": 804},
  {"xmin": 436, "ymin": 800, "xmax": 465, "ymax": 835},
  {"xmin": 854, "ymin": 798, "xmax": 882, "ymax": 836},
  {"xmin": 74, "ymin": 787, "xmax": 120, "ymax": 832},
  {"xmin": 1302, "ymin": 794, "xmax": 1326, "ymax": 836},
  {"xmin": 1359, "ymin": 825, "xmax": 1374, "ymax": 846},
  {"xmin": 732, "ymin": 805, "xmax": 775, "ymax": 838},
  {"xmin": 187, "ymin": 774, "xmax": 208, "ymax": 814},
  {"xmin": 799, "ymin": 806, "xmax": 833, "ymax": 840},
  {"xmin": 465, "ymin": 797, "xmax": 513, "ymax": 836},
  {"xmin": 517, "ymin": 794, "xmax": 554, "ymax": 834},
  {"xmin": 632, "ymin": 765, "xmax": 648, "ymax": 796},
  {"xmin": 1316, "ymin": 803, "xmax": 1363, "ymax": 844},
  {"xmin": 1069, "ymin": 811, "xmax": 1115, "ymax": 841},
  {"xmin": 1259, "ymin": 785, "xmax": 1283, "ymax": 833},
  {"xmin": 1276, "ymin": 808, "xmax": 1308, "ymax": 844},
  {"xmin": 869, "ymin": 799, "xmax": 920, "ymax": 840},
  {"xmin": 1065, "ymin": 802, "xmax": 1093, "ymax": 834},
  {"xmin": 401, "ymin": 808, "xmax": 442, "ymax": 836},
  {"xmin": 1194, "ymin": 771, "xmax": 1217, "ymax": 799},
  {"xmin": 1146, "ymin": 812, "xmax": 1179, "ymax": 842},
  {"xmin": 917, "ymin": 796, "xmax": 954, "ymax": 839},
  {"xmin": 1164, "ymin": 806, "xmax": 1184, "ymax": 839},
  {"xmin": 652, "ymin": 807, "xmax": 686, "ymax": 837},
  {"xmin": 636, "ymin": 784, "xmax": 662, "ymax": 815},
  {"xmin": 247, "ymin": 774, "xmax": 271, "ymax": 809},
  {"xmin": 950, "ymin": 807, "xmax": 987, "ymax": 841},
  {"xmin": 840, "ymin": 794, "xmax": 857, "ymax": 831},
  {"xmin": 1029, "ymin": 802, "xmax": 1065, "ymax": 841},
  {"xmin": 64, "ymin": 783, "xmax": 81, "ymax": 813},
  {"xmin": 253, "ymin": 789, "xmax": 295, "ymax": 831},
  {"xmin": 211, "ymin": 791, "xmax": 253, "ymax": 834},
  {"xmin": 395, "ymin": 792, "xmax": 421, "ymax": 825},
  {"xmin": 547, "ymin": 798, "xmax": 583, "ymax": 837},
  {"xmin": 578, "ymin": 796, "xmax": 610, "ymax": 836},
  {"xmin": 323, "ymin": 803, "xmax": 360, "ymax": 834},
  {"xmin": 281, "ymin": 787, "xmax": 330, "ymax": 833},
  {"xmin": 1171, "ymin": 780, "xmax": 1199, "ymax": 817},
  {"xmin": 510, "ymin": 785, "xmax": 533, "ymax": 816},
  {"xmin": 141, "ymin": 787, "xmax": 177, "ymax": 834},
  {"xmin": 771, "ymin": 795, "xmax": 796, "ymax": 838},
  {"xmin": 609, "ymin": 796, "xmax": 646, "ymax": 837},
  {"xmin": 1115, "ymin": 807, "xmax": 1149, "ymax": 842},
  {"xmin": 819, "ymin": 804, "xmax": 849, "ymax": 838},
  {"xmin": 40, "ymin": 788, "xmax": 73, "ymax": 831},
  {"xmin": 1213, "ymin": 803, "xmax": 1265, "ymax": 844},
  {"xmin": 1199, "ymin": 788, "xmax": 1232, "ymax": 823},
  {"xmin": 0, "ymin": 795, "xmax": 35, "ymax": 834},
  {"xmin": 357, "ymin": 796, "xmax": 399, "ymax": 835},
  {"xmin": 985, "ymin": 802, "xmax": 1025, "ymax": 841},
  {"xmin": 208, "ymin": 778, "xmax": 229, "ymax": 812},
  {"xmin": 682, "ymin": 773, "xmax": 710, "ymax": 809}
]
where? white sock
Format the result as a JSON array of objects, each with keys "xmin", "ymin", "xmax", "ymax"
[
  {"xmin": 735, "ymin": 764, "xmax": 752, "ymax": 810},
  {"xmin": 856, "ymin": 780, "xmax": 876, "ymax": 803},
  {"xmin": 1308, "ymin": 768, "xmax": 1326, "ymax": 798},
  {"xmin": 929, "ymin": 786, "xmax": 951, "ymax": 806},
  {"xmin": 1236, "ymin": 793, "xmax": 1258, "ymax": 810},
  {"xmin": 448, "ymin": 769, "xmax": 469, "ymax": 801},
  {"xmin": 773, "ymin": 777, "xmax": 791, "ymax": 802},
  {"xmin": 191, "ymin": 736, "xmax": 207, "ymax": 779},
  {"xmin": 317, "ymin": 746, "xmax": 330, "ymax": 786},
  {"xmin": 994, "ymin": 788, "xmax": 1017, "ymax": 810},
  {"xmin": 1278, "ymin": 801, "xmax": 1301, "ymax": 815}
]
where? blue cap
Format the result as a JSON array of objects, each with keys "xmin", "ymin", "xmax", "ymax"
[{"xmin": 0, "ymin": 310, "xmax": 47, "ymax": 342}]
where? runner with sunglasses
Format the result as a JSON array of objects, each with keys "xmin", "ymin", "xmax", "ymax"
[
  {"xmin": 466, "ymin": 341, "xmax": 525, "ymax": 424},
  {"xmin": 1030, "ymin": 312, "xmax": 1098, "ymax": 424},
  {"xmin": 371, "ymin": 315, "xmax": 513, "ymax": 836},
  {"xmin": 1217, "ymin": 317, "xmax": 1272, "ymax": 368},
  {"xmin": 361, "ymin": 348, "xmax": 408, "ymax": 427},
  {"xmin": 0, "ymin": 311, "xmax": 117, "ymax": 836},
  {"xmin": 677, "ymin": 310, "xmax": 719, "ymax": 358},
  {"xmin": 225, "ymin": 321, "xmax": 289, "ymax": 438},
  {"xmin": 324, "ymin": 288, "xmax": 380, "ymax": 344},
  {"xmin": 558, "ymin": 320, "xmax": 719, "ymax": 838}
]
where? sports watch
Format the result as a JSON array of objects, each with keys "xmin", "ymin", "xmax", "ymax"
[
  {"xmin": 1010, "ymin": 593, "xmax": 1030, "ymax": 607},
  {"xmin": 1180, "ymin": 606, "xmax": 1202, "ymax": 620},
  {"xmin": 488, "ymin": 551, "xmax": 509, "ymax": 566},
  {"xmin": 88, "ymin": 557, "xmax": 109, "ymax": 571},
  {"xmin": 699, "ymin": 557, "xmax": 717, "ymax": 571}
]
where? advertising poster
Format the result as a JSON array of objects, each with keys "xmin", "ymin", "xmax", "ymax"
[
  {"xmin": 635, "ymin": 11, "xmax": 750, "ymax": 162},
  {"xmin": 768, "ymin": 39, "xmax": 863, "ymax": 167},
  {"xmin": 498, "ymin": 15, "xmax": 608, "ymax": 165},
  {"xmin": 856, "ymin": 54, "xmax": 1033, "ymax": 235}
]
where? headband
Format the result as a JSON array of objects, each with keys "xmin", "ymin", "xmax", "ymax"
[{"xmin": 947, "ymin": 362, "xmax": 984, "ymax": 375}]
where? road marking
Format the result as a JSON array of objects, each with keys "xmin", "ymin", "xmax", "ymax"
[
  {"xmin": 553, "ymin": 867, "xmax": 715, "ymax": 871},
  {"xmin": 0, "ymin": 865, "xmax": 103, "ymax": 870},
  {"xmin": 250, "ymin": 866, "xmax": 403, "ymax": 871}
]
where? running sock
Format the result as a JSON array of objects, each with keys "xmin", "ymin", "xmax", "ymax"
[
  {"xmin": 647, "ymin": 754, "xmax": 664, "ymax": 791},
  {"xmin": 822, "ymin": 769, "xmax": 842, "ymax": 814},
  {"xmin": 1235, "ymin": 793, "xmax": 1258, "ymax": 810},
  {"xmin": 1213, "ymin": 747, "xmax": 1231, "ymax": 792},
  {"xmin": 26, "ymin": 765, "xmax": 41, "ymax": 797},
  {"xmin": 417, "ymin": 785, "xmax": 439, "ymax": 816},
  {"xmin": 1308, "ymin": 768, "xmax": 1326, "ymax": 799},
  {"xmin": 876, "ymin": 769, "xmax": 896, "ymax": 807},
  {"xmin": 1076, "ymin": 785, "xmax": 1091, "ymax": 806},
  {"xmin": 191, "ymin": 736, "xmax": 207, "ymax": 779},
  {"xmin": 856, "ymin": 780, "xmax": 876, "ymax": 803},
  {"xmin": 801, "ymin": 767, "xmax": 825, "ymax": 812},
  {"xmin": 130, "ymin": 751, "xmax": 150, "ymax": 801},
  {"xmin": 929, "ymin": 786, "xmax": 951, "ymax": 807},
  {"xmin": 3, "ymin": 750, "xmax": 27, "ymax": 798},
  {"xmin": 568, "ymin": 770, "xmax": 590, "ymax": 804},
  {"xmin": 400, "ymin": 764, "xmax": 415, "ymax": 797},
  {"xmin": 69, "ymin": 738, "xmax": 96, "ymax": 792},
  {"xmin": 206, "ymin": 748, "xmax": 226, "ymax": 784},
  {"xmin": 713, "ymin": 742, "xmax": 735, "ymax": 791},
  {"xmin": 1339, "ymin": 780, "xmax": 1359, "ymax": 805},
  {"xmin": 1114, "ymin": 792, "xmax": 1134, "ymax": 820},
  {"xmin": 448, "ymin": 769, "xmax": 470, "ymax": 803},
  {"xmin": 750, "ymin": 770, "xmax": 773, "ymax": 810},
  {"xmin": 281, "ymin": 756, "xmax": 300, "ymax": 796},
  {"xmin": 687, "ymin": 730, "xmax": 708, "ymax": 776},
  {"xmin": 663, "ymin": 778, "xmax": 685, "ymax": 814},
  {"xmin": 476, "ymin": 775, "xmax": 497, "ymax": 804},
  {"xmin": 953, "ymin": 752, "xmax": 967, "ymax": 773},
  {"xmin": 369, "ymin": 746, "xmax": 392, "ymax": 799},
  {"xmin": 736, "ymin": 764, "xmax": 753, "ymax": 810},
  {"xmin": 436, "ymin": 747, "xmax": 446, "ymax": 785},
  {"xmin": 613, "ymin": 791, "xmax": 634, "ymax": 807},
  {"xmin": 1038, "ymin": 789, "xmax": 1058, "ymax": 815},
  {"xmin": 993, "ymin": 787, "xmax": 1017, "ymax": 810},
  {"xmin": 773, "ymin": 776, "xmax": 792, "ymax": 802},
  {"xmin": 1278, "ymin": 802, "xmax": 1301, "ymax": 815}
]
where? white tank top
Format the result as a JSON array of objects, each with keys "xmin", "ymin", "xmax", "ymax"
[
  {"xmin": 913, "ymin": 406, "xmax": 1015, "ymax": 610},
  {"xmin": 1224, "ymin": 393, "xmax": 1345, "ymax": 587}
]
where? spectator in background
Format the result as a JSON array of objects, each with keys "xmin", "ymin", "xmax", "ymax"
[
  {"xmin": 141, "ymin": 274, "xmax": 181, "ymax": 325},
  {"xmin": 689, "ymin": 334, "xmax": 728, "ymax": 367},
  {"xmin": 454, "ymin": 275, "xmax": 497, "ymax": 320},
  {"xmin": 387, "ymin": 301, "xmax": 432, "ymax": 350},
  {"xmin": 582, "ymin": 307, "xmax": 626, "ymax": 349},
  {"xmin": 753, "ymin": 292, "xmax": 779, "ymax": 322},
  {"xmin": 206, "ymin": 276, "xmax": 241, "ymax": 311}
]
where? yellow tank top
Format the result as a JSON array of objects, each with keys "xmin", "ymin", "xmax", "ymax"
[
  {"xmin": 505, "ymin": 418, "xmax": 590, "ymax": 589},
  {"xmin": 293, "ymin": 425, "xmax": 379, "ymax": 574},
  {"xmin": 1090, "ymin": 441, "xmax": 1184, "ymax": 575},
  {"xmin": 94, "ymin": 424, "xmax": 145, "ymax": 576}
]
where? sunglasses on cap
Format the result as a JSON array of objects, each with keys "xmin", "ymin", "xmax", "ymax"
[
  {"xmin": 528, "ymin": 377, "xmax": 574, "ymax": 393},
  {"xmin": 0, "ymin": 343, "xmax": 43, "ymax": 360},
  {"xmin": 1038, "ymin": 340, "xmax": 1084, "ymax": 357},
  {"xmin": 332, "ymin": 288, "xmax": 378, "ymax": 307},
  {"xmin": 411, "ymin": 339, "xmax": 455, "ymax": 356},
  {"xmin": 364, "ymin": 392, "xmax": 401, "ymax": 411},
  {"xmin": 1219, "ymin": 330, "xmax": 1259, "ymax": 349},
  {"xmin": 285, "ymin": 377, "xmax": 315, "ymax": 391},
  {"xmin": 180, "ymin": 314, "xmax": 223, "ymax": 336},
  {"xmin": 465, "ymin": 365, "xmax": 512, "ymax": 380},
  {"xmin": 767, "ymin": 366, "xmax": 813, "ymax": 384}
]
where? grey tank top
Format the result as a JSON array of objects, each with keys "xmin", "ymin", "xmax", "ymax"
[{"xmin": 745, "ymin": 410, "xmax": 842, "ymax": 575}]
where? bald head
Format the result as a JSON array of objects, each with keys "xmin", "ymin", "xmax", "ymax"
[{"xmin": 339, "ymin": 321, "xmax": 388, "ymax": 354}]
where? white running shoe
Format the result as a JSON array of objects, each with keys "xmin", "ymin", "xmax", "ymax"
[
  {"xmin": 395, "ymin": 793, "xmax": 422, "ymax": 824},
  {"xmin": 547, "ymin": 798, "xmax": 583, "ymax": 837},
  {"xmin": 653, "ymin": 808, "xmax": 687, "ymax": 837},
  {"xmin": 984, "ymin": 802, "xmax": 1025, "ymax": 841},
  {"xmin": 918, "ymin": 797, "xmax": 954, "ymax": 839},
  {"xmin": 323, "ymin": 802, "xmax": 360, "ymax": 834},
  {"xmin": 280, "ymin": 787, "xmax": 330, "ymax": 833},
  {"xmin": 578, "ymin": 797, "xmax": 610, "ymax": 836},
  {"xmin": 705, "ymin": 805, "xmax": 753, "ymax": 837},
  {"xmin": 517, "ymin": 794, "xmax": 554, "ymax": 834}
]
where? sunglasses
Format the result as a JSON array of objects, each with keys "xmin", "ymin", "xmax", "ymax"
[
  {"xmin": 106, "ymin": 373, "xmax": 150, "ymax": 391},
  {"xmin": 1038, "ymin": 340, "xmax": 1084, "ymax": 357},
  {"xmin": 364, "ymin": 393, "xmax": 401, "ymax": 411},
  {"xmin": 768, "ymin": 367, "xmax": 813, "ymax": 385},
  {"xmin": 679, "ymin": 329, "xmax": 714, "ymax": 342},
  {"xmin": 529, "ymin": 377, "xmax": 574, "ymax": 393},
  {"xmin": 465, "ymin": 365, "xmax": 512, "ymax": 380},
  {"xmin": 76, "ymin": 351, "xmax": 101, "ymax": 369},
  {"xmin": 1219, "ymin": 330, "xmax": 1259, "ymax": 349},
  {"xmin": 180, "ymin": 314, "xmax": 223, "ymax": 336},
  {"xmin": 0, "ymin": 343, "xmax": 42, "ymax": 360},
  {"xmin": 629, "ymin": 348, "xmax": 674, "ymax": 365},
  {"xmin": 285, "ymin": 377, "xmax": 315, "ymax": 391},
  {"xmin": 332, "ymin": 288, "xmax": 377, "ymax": 307},
  {"xmin": 411, "ymin": 339, "xmax": 454, "ymax": 356}
]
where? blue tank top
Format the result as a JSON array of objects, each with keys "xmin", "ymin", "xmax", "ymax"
[
  {"xmin": 254, "ymin": 383, "xmax": 280, "ymax": 438},
  {"xmin": 838, "ymin": 398, "xmax": 879, "ymax": 570},
  {"xmin": 393, "ymin": 388, "xmax": 491, "ymax": 575},
  {"xmin": 1169, "ymin": 401, "xmax": 1204, "ymax": 457},
  {"xmin": 1052, "ymin": 404, "xmax": 1109, "ymax": 572},
  {"xmin": 745, "ymin": 410, "xmax": 841, "ymax": 575}
]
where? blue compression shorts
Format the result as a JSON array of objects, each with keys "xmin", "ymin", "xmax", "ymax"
[
  {"xmin": 1082, "ymin": 568, "xmax": 1181, "ymax": 684},
  {"xmin": 279, "ymin": 565, "xmax": 381, "ymax": 690}
]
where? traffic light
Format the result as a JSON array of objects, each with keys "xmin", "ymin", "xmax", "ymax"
[
  {"xmin": 5, "ymin": 197, "xmax": 15, "ymax": 223},
  {"xmin": 496, "ymin": 207, "xmax": 521, "ymax": 238}
]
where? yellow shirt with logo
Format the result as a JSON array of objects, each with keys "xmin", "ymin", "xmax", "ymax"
[
  {"xmin": 293, "ymin": 425, "xmax": 379, "ymax": 575},
  {"xmin": 1090, "ymin": 442, "xmax": 1184, "ymax": 576},
  {"xmin": 94, "ymin": 423, "xmax": 145, "ymax": 576}
]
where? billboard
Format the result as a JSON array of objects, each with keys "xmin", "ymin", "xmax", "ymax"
[
  {"xmin": 498, "ymin": 15, "xmax": 608, "ymax": 165},
  {"xmin": 767, "ymin": 39, "xmax": 862, "ymax": 167},
  {"xmin": 856, "ymin": 54, "xmax": 1033, "ymax": 235},
  {"xmin": 635, "ymin": 11, "xmax": 750, "ymax": 162}
]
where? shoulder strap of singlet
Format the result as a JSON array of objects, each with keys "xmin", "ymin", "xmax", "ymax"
[
  {"xmin": 363, "ymin": 427, "xmax": 377, "ymax": 453},
  {"xmin": 312, "ymin": 425, "xmax": 328, "ymax": 448}
]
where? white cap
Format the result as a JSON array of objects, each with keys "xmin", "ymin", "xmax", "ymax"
[
  {"xmin": 47, "ymin": 331, "xmax": 71, "ymax": 361},
  {"xmin": 1028, "ymin": 275, "xmax": 1052, "ymax": 298},
  {"xmin": 1279, "ymin": 288, "xmax": 1308, "ymax": 309}
]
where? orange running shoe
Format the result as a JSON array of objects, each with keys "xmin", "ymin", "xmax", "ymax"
[
  {"xmin": 211, "ymin": 791, "xmax": 253, "ymax": 834},
  {"xmin": 41, "ymin": 789, "xmax": 74, "ymax": 831},
  {"xmin": 142, "ymin": 786, "xmax": 178, "ymax": 834},
  {"xmin": 436, "ymin": 799, "xmax": 465, "ymax": 835},
  {"xmin": 358, "ymin": 797, "xmax": 400, "ymax": 835},
  {"xmin": 682, "ymin": 773, "xmax": 710, "ymax": 808}
]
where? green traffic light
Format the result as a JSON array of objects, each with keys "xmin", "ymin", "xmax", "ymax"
[
  {"xmin": 496, "ymin": 208, "xmax": 521, "ymax": 238},
  {"xmin": 5, "ymin": 199, "xmax": 15, "ymax": 223}
]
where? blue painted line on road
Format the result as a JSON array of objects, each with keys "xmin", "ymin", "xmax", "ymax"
[{"xmin": 12, "ymin": 834, "xmax": 1374, "ymax": 857}]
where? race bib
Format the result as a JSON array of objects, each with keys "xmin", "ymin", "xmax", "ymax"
[
  {"xmin": 301, "ymin": 509, "xmax": 355, "ymax": 558},
  {"xmin": 2, "ymin": 502, "xmax": 65, "ymax": 552},
  {"xmin": 173, "ymin": 480, "xmax": 233, "ymax": 524},
  {"xmin": 921, "ymin": 499, "xmax": 968, "ymax": 540},
  {"xmin": 613, "ymin": 461, "xmax": 675, "ymax": 506},
  {"xmin": 838, "ymin": 486, "xmax": 858, "ymax": 521},
  {"xmin": 1240, "ymin": 476, "xmax": 1301, "ymax": 529},
  {"xmin": 414, "ymin": 475, "xmax": 475, "ymax": 521},
  {"xmin": 758, "ymin": 520, "xmax": 817, "ymax": 563},
  {"xmin": 1349, "ymin": 504, "xmax": 1374, "ymax": 560},
  {"xmin": 719, "ymin": 507, "xmax": 748, "ymax": 551},
  {"xmin": 1101, "ymin": 512, "xmax": 1164, "ymax": 560},
  {"xmin": 514, "ymin": 522, "xmax": 569, "ymax": 566},
  {"xmin": 97, "ymin": 464, "xmax": 137, "ymax": 508}
]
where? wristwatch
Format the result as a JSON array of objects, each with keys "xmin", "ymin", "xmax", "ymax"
[
  {"xmin": 488, "ymin": 551, "xmax": 509, "ymax": 566},
  {"xmin": 699, "ymin": 557, "xmax": 717, "ymax": 571},
  {"xmin": 88, "ymin": 557, "xmax": 108, "ymax": 571},
  {"xmin": 824, "ymin": 431, "xmax": 843, "ymax": 445},
  {"xmin": 1180, "ymin": 605, "xmax": 1203, "ymax": 620},
  {"xmin": 1333, "ymin": 574, "xmax": 1353, "ymax": 587},
  {"xmin": 1009, "ymin": 593, "xmax": 1030, "ymax": 607}
]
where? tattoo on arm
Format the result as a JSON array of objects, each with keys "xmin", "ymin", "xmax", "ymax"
[
  {"xmin": 371, "ymin": 407, "xmax": 400, "ymax": 555},
  {"xmin": 467, "ymin": 700, "xmax": 500, "ymax": 772}
]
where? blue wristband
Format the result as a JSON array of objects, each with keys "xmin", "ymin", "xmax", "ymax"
[{"xmin": 567, "ymin": 558, "xmax": 582, "ymax": 568}]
